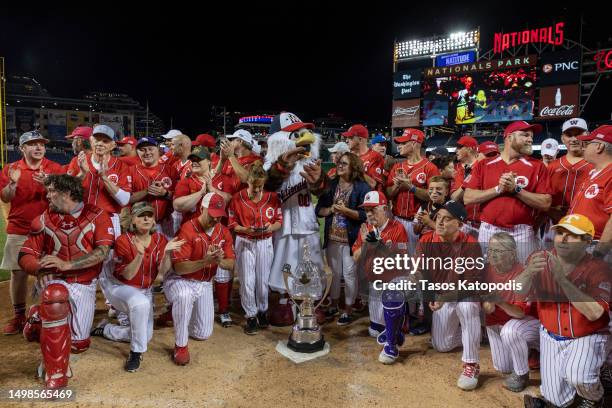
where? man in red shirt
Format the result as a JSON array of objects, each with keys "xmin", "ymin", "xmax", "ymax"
[
  {"xmin": 0, "ymin": 131, "xmax": 64, "ymax": 335},
  {"xmin": 352, "ymin": 191, "xmax": 409, "ymax": 339},
  {"xmin": 386, "ymin": 128, "xmax": 440, "ymax": 245},
  {"xmin": 477, "ymin": 141, "xmax": 500, "ymax": 161},
  {"xmin": 65, "ymin": 126, "xmax": 93, "ymax": 175},
  {"xmin": 117, "ymin": 136, "xmax": 140, "ymax": 166},
  {"xmin": 167, "ymin": 192, "xmax": 235, "ymax": 365},
  {"xmin": 19, "ymin": 174, "xmax": 114, "ymax": 388},
  {"xmin": 518, "ymin": 214, "xmax": 610, "ymax": 408},
  {"xmin": 569, "ymin": 125, "xmax": 612, "ymax": 257},
  {"xmin": 129, "ymin": 137, "xmax": 178, "ymax": 238},
  {"xmin": 342, "ymin": 124, "xmax": 384, "ymax": 190},
  {"xmin": 451, "ymin": 135, "xmax": 481, "ymax": 235},
  {"xmin": 159, "ymin": 129, "xmax": 183, "ymax": 166},
  {"xmin": 464, "ymin": 121, "xmax": 552, "ymax": 263}
]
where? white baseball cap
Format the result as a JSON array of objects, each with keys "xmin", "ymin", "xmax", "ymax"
[
  {"xmin": 161, "ymin": 129, "xmax": 183, "ymax": 140},
  {"xmin": 269, "ymin": 112, "xmax": 315, "ymax": 133},
  {"xmin": 92, "ymin": 125, "xmax": 115, "ymax": 140},
  {"xmin": 328, "ymin": 141, "xmax": 350, "ymax": 154},
  {"xmin": 359, "ymin": 191, "xmax": 388, "ymax": 208},
  {"xmin": 562, "ymin": 118, "xmax": 588, "ymax": 134},
  {"xmin": 541, "ymin": 138, "xmax": 560, "ymax": 156},
  {"xmin": 227, "ymin": 129, "xmax": 254, "ymax": 147}
]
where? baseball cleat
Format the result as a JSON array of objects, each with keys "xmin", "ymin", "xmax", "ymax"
[
  {"xmin": 504, "ymin": 372, "xmax": 529, "ymax": 393},
  {"xmin": 3, "ymin": 315, "xmax": 26, "ymax": 335},
  {"xmin": 125, "ymin": 351, "xmax": 142, "ymax": 372},
  {"xmin": 378, "ymin": 345, "xmax": 399, "ymax": 365},
  {"xmin": 572, "ymin": 396, "xmax": 603, "ymax": 407},
  {"xmin": 220, "ymin": 313, "xmax": 233, "ymax": 328},
  {"xmin": 256, "ymin": 311, "xmax": 269, "ymax": 329},
  {"xmin": 457, "ymin": 363, "xmax": 480, "ymax": 391},
  {"xmin": 173, "ymin": 345, "xmax": 190, "ymax": 366},
  {"xmin": 523, "ymin": 395, "xmax": 548, "ymax": 408},
  {"xmin": 90, "ymin": 319, "xmax": 108, "ymax": 337},
  {"xmin": 336, "ymin": 313, "xmax": 353, "ymax": 326},
  {"xmin": 368, "ymin": 322, "xmax": 385, "ymax": 338},
  {"xmin": 244, "ymin": 317, "xmax": 258, "ymax": 335}
]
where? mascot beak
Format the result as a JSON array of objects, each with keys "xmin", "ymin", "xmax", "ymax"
[{"xmin": 295, "ymin": 131, "xmax": 315, "ymax": 156}]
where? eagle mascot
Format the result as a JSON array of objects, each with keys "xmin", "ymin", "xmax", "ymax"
[{"xmin": 263, "ymin": 112, "xmax": 327, "ymax": 295}]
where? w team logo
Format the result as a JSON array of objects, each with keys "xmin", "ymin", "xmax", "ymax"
[
  {"xmin": 584, "ymin": 184, "xmax": 599, "ymax": 199},
  {"xmin": 108, "ymin": 174, "xmax": 119, "ymax": 184},
  {"xmin": 161, "ymin": 177, "xmax": 172, "ymax": 189},
  {"xmin": 266, "ymin": 207, "xmax": 275, "ymax": 219},
  {"xmin": 416, "ymin": 172, "xmax": 427, "ymax": 184},
  {"xmin": 515, "ymin": 176, "xmax": 529, "ymax": 188}
]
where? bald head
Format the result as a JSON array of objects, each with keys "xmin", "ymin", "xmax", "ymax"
[{"xmin": 172, "ymin": 134, "xmax": 192, "ymax": 158}]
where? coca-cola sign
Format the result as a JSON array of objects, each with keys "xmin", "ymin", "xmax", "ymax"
[
  {"xmin": 392, "ymin": 99, "xmax": 420, "ymax": 128},
  {"xmin": 538, "ymin": 84, "xmax": 580, "ymax": 119}
]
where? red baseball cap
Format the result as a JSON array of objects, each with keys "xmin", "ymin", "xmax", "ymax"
[
  {"xmin": 359, "ymin": 191, "xmax": 388, "ymax": 208},
  {"xmin": 67, "ymin": 126, "xmax": 93, "ymax": 140},
  {"xmin": 457, "ymin": 135, "xmax": 478, "ymax": 148},
  {"xmin": 577, "ymin": 125, "xmax": 612, "ymax": 144},
  {"xmin": 116, "ymin": 136, "xmax": 137, "ymax": 146},
  {"xmin": 394, "ymin": 128, "xmax": 425, "ymax": 144},
  {"xmin": 504, "ymin": 121, "xmax": 543, "ymax": 138},
  {"xmin": 193, "ymin": 133, "xmax": 216, "ymax": 148},
  {"xmin": 201, "ymin": 192, "xmax": 227, "ymax": 218},
  {"xmin": 478, "ymin": 141, "xmax": 499, "ymax": 155},
  {"xmin": 341, "ymin": 124, "xmax": 369, "ymax": 139}
]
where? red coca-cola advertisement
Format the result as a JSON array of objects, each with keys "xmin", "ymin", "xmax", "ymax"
[{"xmin": 538, "ymin": 84, "xmax": 580, "ymax": 119}]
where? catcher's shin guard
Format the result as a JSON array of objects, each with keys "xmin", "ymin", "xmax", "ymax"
[
  {"xmin": 39, "ymin": 283, "xmax": 71, "ymax": 389},
  {"xmin": 23, "ymin": 304, "xmax": 42, "ymax": 342},
  {"xmin": 378, "ymin": 290, "xmax": 406, "ymax": 348}
]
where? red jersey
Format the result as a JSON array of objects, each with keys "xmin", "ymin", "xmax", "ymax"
[
  {"xmin": 0, "ymin": 158, "xmax": 64, "ymax": 235},
  {"xmin": 80, "ymin": 154, "xmax": 132, "ymax": 215},
  {"xmin": 454, "ymin": 163, "xmax": 480, "ymax": 224},
  {"xmin": 569, "ymin": 164, "xmax": 612, "ymax": 240},
  {"xmin": 19, "ymin": 204, "xmax": 115, "ymax": 284},
  {"xmin": 228, "ymin": 189, "xmax": 282, "ymax": 239},
  {"xmin": 173, "ymin": 158, "xmax": 192, "ymax": 180},
  {"xmin": 464, "ymin": 156, "xmax": 552, "ymax": 228},
  {"xmin": 531, "ymin": 250, "xmax": 610, "ymax": 338},
  {"xmin": 159, "ymin": 151, "xmax": 178, "ymax": 166},
  {"xmin": 130, "ymin": 163, "xmax": 178, "ymax": 221},
  {"xmin": 113, "ymin": 232, "xmax": 168, "ymax": 289},
  {"xmin": 352, "ymin": 218, "xmax": 409, "ymax": 253},
  {"xmin": 548, "ymin": 156, "xmax": 593, "ymax": 209},
  {"xmin": 65, "ymin": 156, "xmax": 79, "ymax": 176},
  {"xmin": 484, "ymin": 263, "xmax": 533, "ymax": 326},
  {"xmin": 416, "ymin": 231, "xmax": 482, "ymax": 288},
  {"xmin": 360, "ymin": 149, "xmax": 385, "ymax": 188},
  {"xmin": 119, "ymin": 155, "xmax": 141, "ymax": 166},
  {"xmin": 171, "ymin": 219, "xmax": 235, "ymax": 282},
  {"xmin": 386, "ymin": 159, "xmax": 440, "ymax": 219},
  {"xmin": 173, "ymin": 175, "xmax": 206, "ymax": 223},
  {"xmin": 212, "ymin": 153, "xmax": 260, "ymax": 195}
]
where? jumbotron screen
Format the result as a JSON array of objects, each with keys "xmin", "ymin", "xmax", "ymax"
[{"xmin": 422, "ymin": 67, "xmax": 537, "ymax": 126}]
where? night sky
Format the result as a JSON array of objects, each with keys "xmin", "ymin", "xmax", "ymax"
[{"xmin": 1, "ymin": 4, "xmax": 610, "ymax": 134}]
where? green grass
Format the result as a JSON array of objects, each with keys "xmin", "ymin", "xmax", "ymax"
[{"xmin": 0, "ymin": 214, "xmax": 8, "ymax": 281}]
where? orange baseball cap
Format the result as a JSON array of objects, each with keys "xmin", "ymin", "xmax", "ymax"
[{"xmin": 552, "ymin": 214, "xmax": 595, "ymax": 237}]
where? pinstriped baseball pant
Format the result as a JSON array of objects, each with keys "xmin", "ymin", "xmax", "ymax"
[
  {"xmin": 486, "ymin": 317, "xmax": 540, "ymax": 375},
  {"xmin": 432, "ymin": 301, "xmax": 481, "ymax": 363},
  {"xmin": 478, "ymin": 222, "xmax": 540, "ymax": 264},
  {"xmin": 45, "ymin": 279, "xmax": 97, "ymax": 342},
  {"xmin": 165, "ymin": 277, "xmax": 214, "ymax": 347},
  {"xmin": 236, "ymin": 236, "xmax": 273, "ymax": 318},
  {"xmin": 540, "ymin": 327, "xmax": 608, "ymax": 407}
]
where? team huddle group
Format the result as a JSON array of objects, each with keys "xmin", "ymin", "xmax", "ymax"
[{"xmin": 0, "ymin": 112, "xmax": 610, "ymax": 408}]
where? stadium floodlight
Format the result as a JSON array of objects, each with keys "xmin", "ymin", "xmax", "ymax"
[{"xmin": 395, "ymin": 29, "xmax": 479, "ymax": 60}]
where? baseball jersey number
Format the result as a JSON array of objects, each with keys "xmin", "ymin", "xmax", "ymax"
[{"xmin": 297, "ymin": 193, "xmax": 311, "ymax": 207}]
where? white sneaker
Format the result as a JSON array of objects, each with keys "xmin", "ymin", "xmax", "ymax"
[{"xmin": 457, "ymin": 363, "xmax": 480, "ymax": 391}]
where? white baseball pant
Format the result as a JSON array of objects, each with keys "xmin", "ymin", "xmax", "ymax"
[
  {"xmin": 486, "ymin": 316, "xmax": 540, "ymax": 375},
  {"xmin": 478, "ymin": 222, "xmax": 540, "ymax": 264},
  {"xmin": 368, "ymin": 284, "xmax": 384, "ymax": 326},
  {"xmin": 540, "ymin": 327, "xmax": 608, "ymax": 407},
  {"xmin": 432, "ymin": 301, "xmax": 481, "ymax": 363},
  {"xmin": 236, "ymin": 236, "xmax": 273, "ymax": 318},
  {"xmin": 326, "ymin": 241, "xmax": 357, "ymax": 307},
  {"xmin": 100, "ymin": 277, "xmax": 153, "ymax": 353},
  {"xmin": 44, "ymin": 279, "xmax": 97, "ymax": 342},
  {"xmin": 394, "ymin": 216, "xmax": 418, "ymax": 252},
  {"xmin": 164, "ymin": 277, "xmax": 214, "ymax": 347},
  {"xmin": 214, "ymin": 267, "xmax": 233, "ymax": 284}
]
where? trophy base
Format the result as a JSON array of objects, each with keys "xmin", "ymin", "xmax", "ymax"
[{"xmin": 287, "ymin": 335, "xmax": 326, "ymax": 353}]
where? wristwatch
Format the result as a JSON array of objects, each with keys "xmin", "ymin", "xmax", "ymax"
[{"xmin": 514, "ymin": 186, "xmax": 523, "ymax": 194}]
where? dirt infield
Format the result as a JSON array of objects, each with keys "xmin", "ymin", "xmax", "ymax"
[{"xmin": 0, "ymin": 279, "xmax": 544, "ymax": 408}]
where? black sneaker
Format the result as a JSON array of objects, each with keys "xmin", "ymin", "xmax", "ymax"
[
  {"xmin": 244, "ymin": 317, "xmax": 258, "ymax": 335},
  {"xmin": 152, "ymin": 283, "xmax": 164, "ymax": 294},
  {"xmin": 337, "ymin": 313, "xmax": 353, "ymax": 326},
  {"xmin": 90, "ymin": 319, "xmax": 108, "ymax": 337},
  {"xmin": 325, "ymin": 307, "xmax": 339, "ymax": 320},
  {"xmin": 125, "ymin": 351, "xmax": 142, "ymax": 372},
  {"xmin": 257, "ymin": 311, "xmax": 269, "ymax": 329}
]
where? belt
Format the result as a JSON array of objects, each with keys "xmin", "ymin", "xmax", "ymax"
[{"xmin": 541, "ymin": 326, "xmax": 573, "ymax": 341}]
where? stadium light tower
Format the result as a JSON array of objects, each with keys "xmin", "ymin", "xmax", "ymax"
[{"xmin": 394, "ymin": 29, "xmax": 480, "ymax": 61}]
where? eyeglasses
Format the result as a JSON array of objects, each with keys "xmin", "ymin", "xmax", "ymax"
[{"xmin": 582, "ymin": 141, "xmax": 603, "ymax": 147}]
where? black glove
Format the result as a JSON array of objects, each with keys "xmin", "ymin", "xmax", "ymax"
[{"xmin": 365, "ymin": 231, "xmax": 380, "ymax": 243}]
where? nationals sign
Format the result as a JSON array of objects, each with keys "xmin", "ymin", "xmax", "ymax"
[{"xmin": 494, "ymin": 22, "xmax": 565, "ymax": 54}]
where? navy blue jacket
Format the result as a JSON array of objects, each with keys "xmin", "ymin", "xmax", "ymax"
[{"xmin": 315, "ymin": 178, "xmax": 370, "ymax": 255}]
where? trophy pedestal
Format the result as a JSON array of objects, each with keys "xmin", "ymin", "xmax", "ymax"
[
  {"xmin": 287, "ymin": 333, "xmax": 326, "ymax": 353},
  {"xmin": 287, "ymin": 313, "xmax": 325, "ymax": 353}
]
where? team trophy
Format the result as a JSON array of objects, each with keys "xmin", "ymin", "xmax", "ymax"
[{"xmin": 283, "ymin": 243, "xmax": 332, "ymax": 353}]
